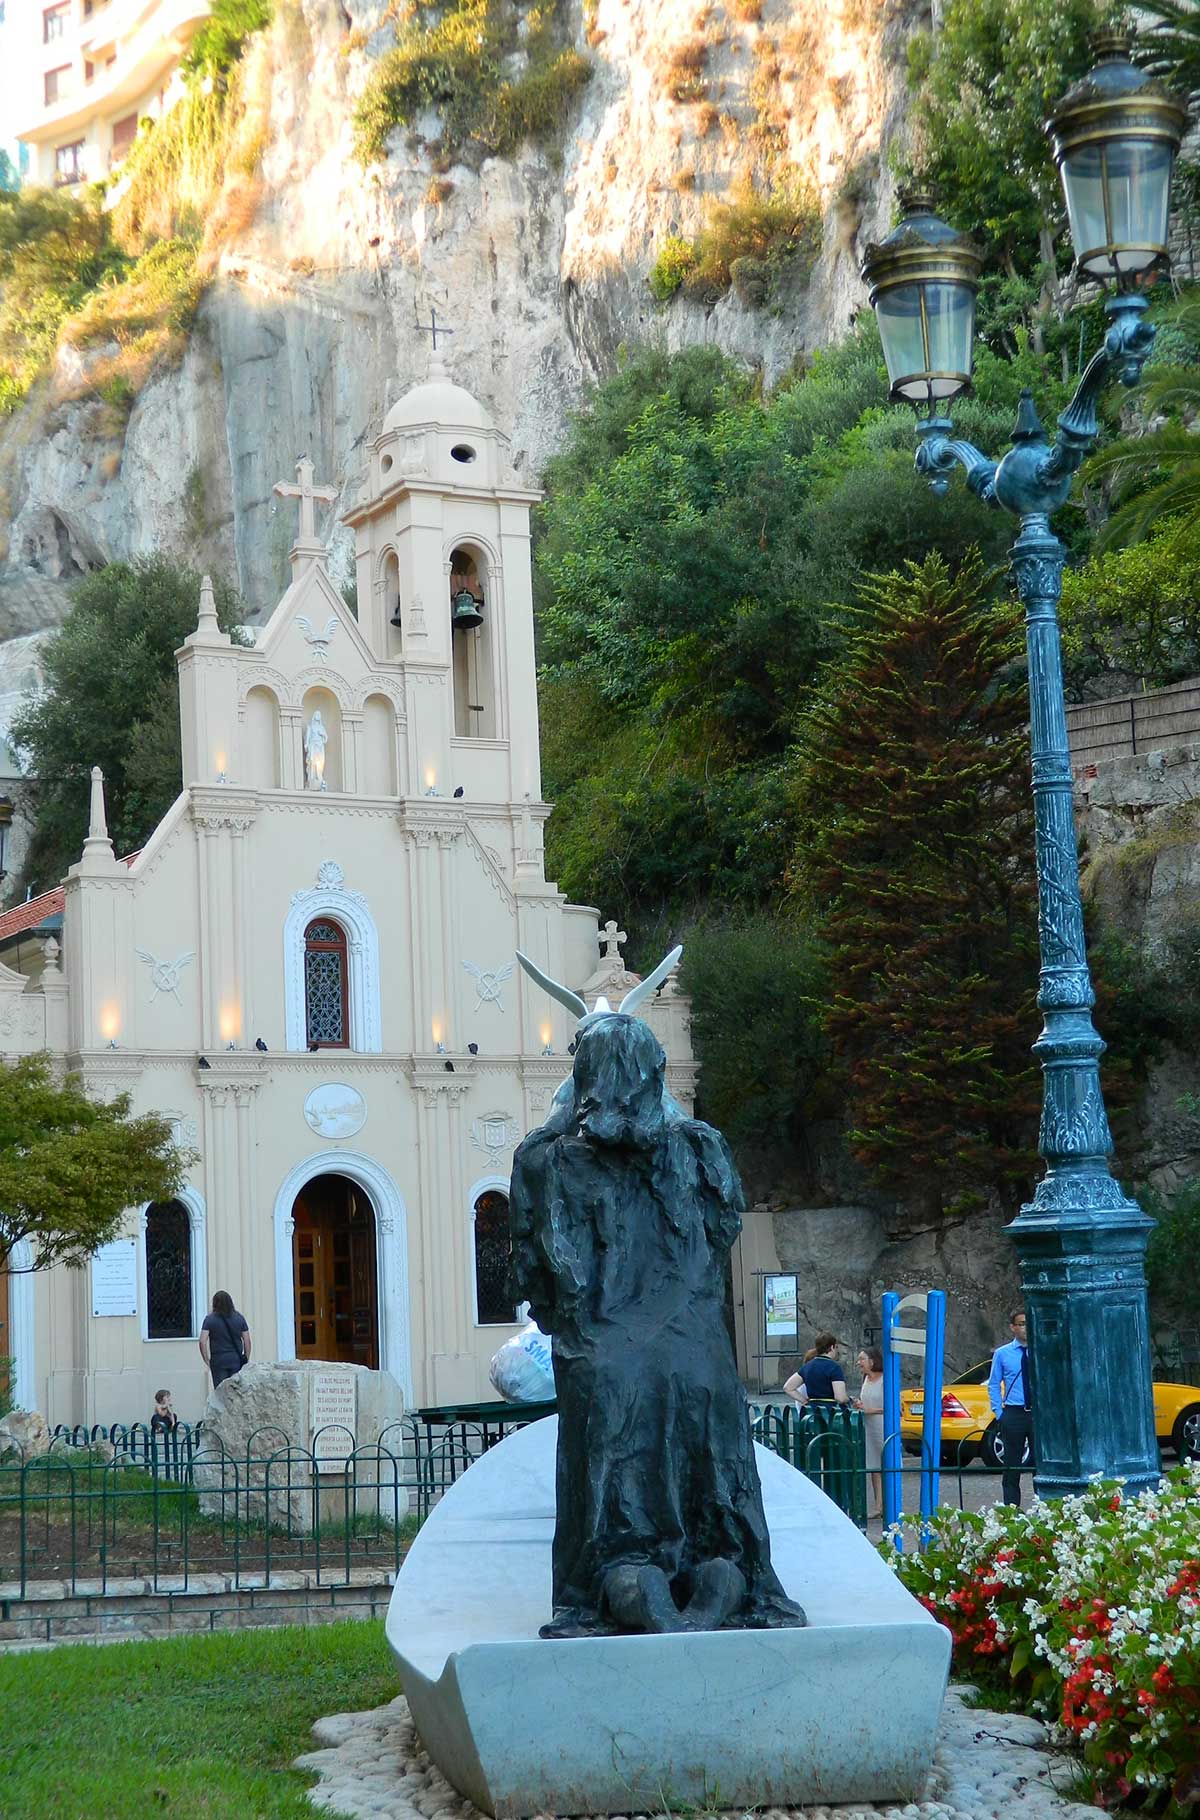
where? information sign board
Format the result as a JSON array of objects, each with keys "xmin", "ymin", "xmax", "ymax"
[
  {"xmin": 90, "ymin": 1239, "xmax": 138, "ymax": 1318},
  {"xmin": 763, "ymin": 1273, "xmax": 799, "ymax": 1350}
]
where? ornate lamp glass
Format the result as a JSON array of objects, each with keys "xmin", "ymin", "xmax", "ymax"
[
  {"xmin": 859, "ymin": 193, "xmax": 983, "ymax": 407},
  {"xmin": 1046, "ymin": 28, "xmax": 1187, "ymax": 285}
]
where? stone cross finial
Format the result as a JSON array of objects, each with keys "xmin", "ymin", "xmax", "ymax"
[
  {"xmin": 415, "ymin": 305, "xmax": 455, "ymax": 353},
  {"xmin": 273, "ymin": 456, "xmax": 337, "ymax": 546},
  {"xmin": 600, "ymin": 919, "xmax": 627, "ymax": 961}
]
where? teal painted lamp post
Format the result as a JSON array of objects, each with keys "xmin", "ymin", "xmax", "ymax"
[{"xmin": 861, "ymin": 30, "xmax": 1187, "ymax": 1499}]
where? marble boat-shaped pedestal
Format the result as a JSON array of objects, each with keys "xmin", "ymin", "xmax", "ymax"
[{"xmin": 386, "ymin": 1418, "xmax": 950, "ymax": 1819}]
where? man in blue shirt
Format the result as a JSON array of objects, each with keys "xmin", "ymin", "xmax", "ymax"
[{"xmin": 988, "ymin": 1309, "xmax": 1033, "ymax": 1506}]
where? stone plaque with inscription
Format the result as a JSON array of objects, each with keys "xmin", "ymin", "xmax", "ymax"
[{"xmin": 311, "ymin": 1370, "xmax": 357, "ymax": 1470}]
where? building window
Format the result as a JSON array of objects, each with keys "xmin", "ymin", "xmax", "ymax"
[
  {"xmin": 305, "ymin": 919, "xmax": 349, "ymax": 1048},
  {"xmin": 45, "ymin": 65, "xmax": 71, "ymax": 106},
  {"xmin": 44, "ymin": 4, "xmax": 69, "ymax": 43},
  {"xmin": 473, "ymin": 1190, "xmax": 516, "ymax": 1324},
  {"xmin": 111, "ymin": 111, "xmax": 138, "ymax": 161},
  {"xmin": 145, "ymin": 1201, "xmax": 193, "ymax": 1339},
  {"xmin": 54, "ymin": 139, "xmax": 84, "ymax": 185}
]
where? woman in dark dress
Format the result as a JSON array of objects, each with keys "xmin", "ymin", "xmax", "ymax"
[
  {"xmin": 199, "ymin": 1289, "xmax": 251, "ymax": 1388},
  {"xmin": 510, "ymin": 1011, "xmax": 803, "ymax": 1638}
]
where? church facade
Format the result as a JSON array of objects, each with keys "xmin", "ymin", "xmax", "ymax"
[{"xmin": 0, "ymin": 366, "xmax": 694, "ymax": 1425}]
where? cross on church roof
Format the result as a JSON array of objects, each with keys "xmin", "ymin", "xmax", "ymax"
[
  {"xmin": 415, "ymin": 306, "xmax": 455, "ymax": 353},
  {"xmin": 600, "ymin": 919, "xmax": 627, "ymax": 961},
  {"xmin": 273, "ymin": 456, "xmax": 338, "ymax": 547}
]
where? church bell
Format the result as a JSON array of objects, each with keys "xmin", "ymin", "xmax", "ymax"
[{"xmin": 451, "ymin": 587, "xmax": 484, "ymax": 631}]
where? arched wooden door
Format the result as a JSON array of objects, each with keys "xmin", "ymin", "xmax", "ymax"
[{"xmin": 291, "ymin": 1173, "xmax": 379, "ymax": 1368}]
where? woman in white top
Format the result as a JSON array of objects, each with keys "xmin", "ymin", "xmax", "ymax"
[{"xmin": 854, "ymin": 1346, "xmax": 885, "ymax": 1518}]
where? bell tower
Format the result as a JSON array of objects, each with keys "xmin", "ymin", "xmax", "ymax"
[{"xmin": 344, "ymin": 348, "xmax": 544, "ymax": 808}]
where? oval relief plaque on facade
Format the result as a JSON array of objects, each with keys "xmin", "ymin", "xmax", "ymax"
[{"xmin": 303, "ymin": 1082, "xmax": 367, "ymax": 1139}]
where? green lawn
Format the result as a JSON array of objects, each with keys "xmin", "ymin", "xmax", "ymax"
[{"xmin": 0, "ymin": 1621, "xmax": 398, "ymax": 1818}]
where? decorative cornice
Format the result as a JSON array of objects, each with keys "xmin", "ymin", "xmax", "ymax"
[
  {"xmin": 69, "ymin": 1052, "xmax": 146, "ymax": 1087},
  {"xmin": 193, "ymin": 1053, "xmax": 269, "ymax": 1087},
  {"xmin": 396, "ymin": 802, "xmax": 466, "ymax": 845},
  {"xmin": 342, "ymin": 477, "xmax": 541, "ymax": 529},
  {"xmin": 190, "ymin": 789, "xmax": 260, "ymax": 833},
  {"xmin": 403, "ymin": 1055, "xmax": 477, "ymax": 1104}
]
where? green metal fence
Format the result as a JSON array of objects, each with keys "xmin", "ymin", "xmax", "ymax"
[
  {"xmin": 0, "ymin": 1398, "xmax": 872, "ymax": 1597},
  {"xmin": 751, "ymin": 1402, "xmax": 869, "ymax": 1528}
]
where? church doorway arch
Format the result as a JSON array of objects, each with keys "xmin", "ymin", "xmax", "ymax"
[
  {"xmin": 273, "ymin": 1151, "xmax": 412, "ymax": 1399},
  {"xmin": 291, "ymin": 1172, "xmax": 379, "ymax": 1368}
]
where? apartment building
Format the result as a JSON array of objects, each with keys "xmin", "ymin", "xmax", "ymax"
[{"xmin": 12, "ymin": 0, "xmax": 211, "ymax": 190}]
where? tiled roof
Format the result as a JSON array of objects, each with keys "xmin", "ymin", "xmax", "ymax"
[
  {"xmin": 0, "ymin": 887, "xmax": 64, "ymax": 943},
  {"xmin": 0, "ymin": 850, "xmax": 141, "ymax": 945}
]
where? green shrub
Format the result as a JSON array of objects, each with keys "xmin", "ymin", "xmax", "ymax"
[
  {"xmin": 1060, "ymin": 519, "xmax": 1200, "ymax": 696},
  {"xmin": 180, "ymin": 0, "xmax": 272, "ymax": 84},
  {"xmin": 0, "ymin": 188, "xmax": 128, "ymax": 412},
  {"xmin": 652, "ymin": 178, "xmax": 822, "ymax": 306},
  {"xmin": 729, "ymin": 255, "xmax": 769, "ymax": 308},
  {"xmin": 649, "ymin": 234, "xmax": 697, "ymax": 300},
  {"xmin": 490, "ymin": 49, "xmax": 592, "ymax": 154},
  {"xmin": 66, "ymin": 237, "xmax": 202, "ymax": 350},
  {"xmin": 353, "ymin": 0, "xmax": 590, "ymax": 166}
]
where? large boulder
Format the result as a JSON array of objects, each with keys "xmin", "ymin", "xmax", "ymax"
[
  {"xmin": 0, "ymin": 1409, "xmax": 51, "ymax": 1461},
  {"xmin": 193, "ymin": 1360, "xmax": 408, "ymax": 1530}
]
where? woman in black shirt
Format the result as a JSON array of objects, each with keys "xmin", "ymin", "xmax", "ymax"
[{"xmin": 199, "ymin": 1289, "xmax": 252, "ymax": 1388}]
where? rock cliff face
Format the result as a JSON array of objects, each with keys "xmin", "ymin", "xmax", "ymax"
[
  {"xmin": 0, "ymin": 0, "xmax": 912, "ymax": 634},
  {"xmin": 1079, "ymin": 742, "xmax": 1200, "ymax": 1196}
]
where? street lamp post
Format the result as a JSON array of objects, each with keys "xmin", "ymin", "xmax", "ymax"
[{"xmin": 861, "ymin": 30, "xmax": 1187, "ymax": 1499}]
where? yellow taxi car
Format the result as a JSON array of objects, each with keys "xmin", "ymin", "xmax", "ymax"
[{"xmin": 900, "ymin": 1359, "xmax": 1200, "ymax": 1468}]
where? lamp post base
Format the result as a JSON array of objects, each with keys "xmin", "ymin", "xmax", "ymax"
[{"xmin": 1007, "ymin": 1200, "xmax": 1161, "ymax": 1499}]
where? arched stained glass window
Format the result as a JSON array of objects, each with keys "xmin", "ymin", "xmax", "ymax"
[
  {"xmin": 305, "ymin": 918, "xmax": 349, "ymax": 1048},
  {"xmin": 474, "ymin": 1190, "xmax": 516, "ymax": 1324},
  {"xmin": 145, "ymin": 1200, "xmax": 192, "ymax": 1339}
]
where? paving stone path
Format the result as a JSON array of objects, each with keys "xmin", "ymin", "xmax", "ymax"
[{"xmin": 296, "ymin": 1685, "xmax": 1104, "ymax": 1820}]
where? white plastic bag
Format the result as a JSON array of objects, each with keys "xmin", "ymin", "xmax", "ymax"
[{"xmin": 489, "ymin": 1320, "xmax": 554, "ymax": 1404}]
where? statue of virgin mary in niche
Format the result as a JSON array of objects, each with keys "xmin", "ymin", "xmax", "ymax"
[
  {"xmin": 303, "ymin": 710, "xmax": 328, "ymax": 792},
  {"xmin": 509, "ymin": 948, "xmax": 805, "ymax": 1639}
]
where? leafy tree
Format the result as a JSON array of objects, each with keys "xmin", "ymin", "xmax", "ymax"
[
  {"xmin": 536, "ymin": 374, "xmax": 825, "ymax": 746},
  {"xmin": 540, "ymin": 670, "xmax": 799, "ymax": 946},
  {"xmin": 0, "ymin": 1054, "xmax": 188, "ymax": 1275},
  {"xmin": 790, "ymin": 552, "xmax": 1041, "ymax": 1220},
  {"xmin": 904, "ymin": 0, "xmax": 1102, "ymax": 331},
  {"xmin": 1080, "ymin": 296, "xmax": 1200, "ymax": 550},
  {"xmin": 12, "ymin": 557, "xmax": 245, "ymax": 894},
  {"xmin": 1142, "ymin": 1176, "xmax": 1200, "ymax": 1316},
  {"xmin": 1060, "ymin": 518, "xmax": 1200, "ymax": 694},
  {"xmin": 1137, "ymin": 0, "xmax": 1200, "ymax": 97},
  {"xmin": 681, "ymin": 914, "xmax": 833, "ymax": 1192}
]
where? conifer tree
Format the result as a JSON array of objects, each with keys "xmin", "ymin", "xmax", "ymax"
[{"xmin": 791, "ymin": 552, "xmax": 1041, "ymax": 1219}]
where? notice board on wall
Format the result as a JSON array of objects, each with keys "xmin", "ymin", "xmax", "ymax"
[{"xmin": 91, "ymin": 1239, "xmax": 138, "ymax": 1318}]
